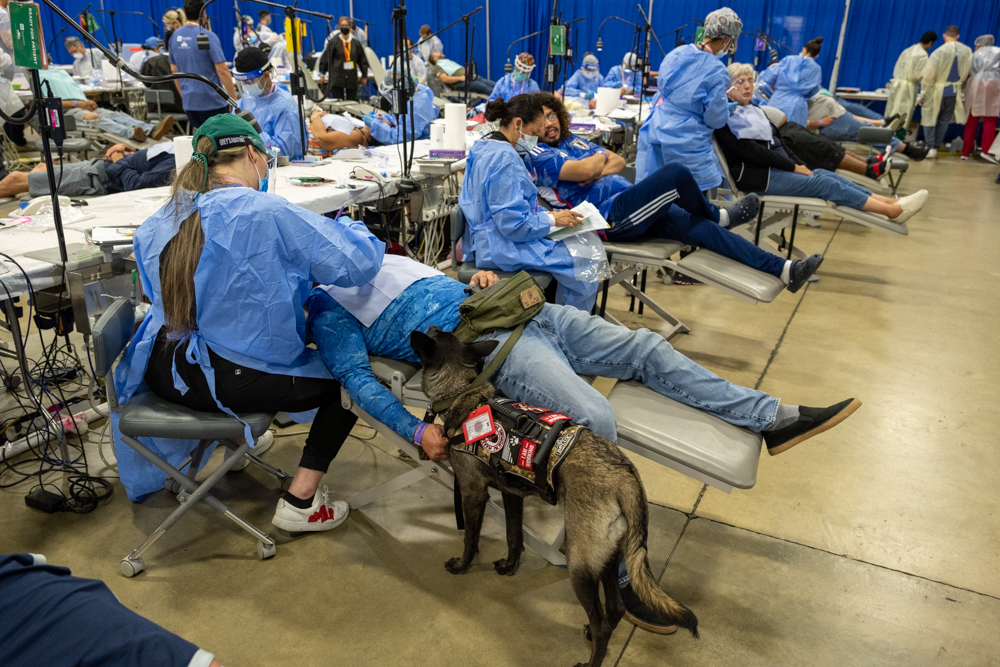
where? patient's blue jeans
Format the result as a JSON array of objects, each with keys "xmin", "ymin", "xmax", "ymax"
[
  {"xmin": 835, "ymin": 96, "xmax": 883, "ymax": 121},
  {"xmin": 67, "ymin": 108, "xmax": 153, "ymax": 137},
  {"xmin": 819, "ymin": 113, "xmax": 901, "ymax": 151},
  {"xmin": 764, "ymin": 167, "xmax": 871, "ymax": 210},
  {"xmin": 481, "ymin": 303, "xmax": 779, "ymax": 442}
]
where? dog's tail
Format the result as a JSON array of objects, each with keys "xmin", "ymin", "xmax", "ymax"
[{"xmin": 619, "ymin": 474, "xmax": 699, "ymax": 638}]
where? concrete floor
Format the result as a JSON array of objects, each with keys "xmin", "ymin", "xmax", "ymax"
[{"xmin": 2, "ymin": 156, "xmax": 999, "ymax": 666}]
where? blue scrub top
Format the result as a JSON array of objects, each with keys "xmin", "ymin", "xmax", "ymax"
[
  {"xmin": 564, "ymin": 68, "xmax": 601, "ymax": 98},
  {"xmin": 525, "ymin": 136, "xmax": 630, "ymax": 219},
  {"xmin": 237, "ymin": 84, "xmax": 307, "ymax": 160},
  {"xmin": 767, "ymin": 55, "xmax": 822, "ymax": 127},
  {"xmin": 489, "ymin": 73, "xmax": 541, "ymax": 102}
]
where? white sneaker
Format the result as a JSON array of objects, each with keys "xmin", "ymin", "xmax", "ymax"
[
  {"xmin": 894, "ymin": 189, "xmax": 928, "ymax": 223},
  {"xmin": 959, "ymin": 155, "xmax": 969, "ymax": 161},
  {"xmin": 926, "ymin": 148, "xmax": 938, "ymax": 159},
  {"xmin": 272, "ymin": 485, "xmax": 350, "ymax": 532},
  {"xmin": 226, "ymin": 430, "xmax": 274, "ymax": 472}
]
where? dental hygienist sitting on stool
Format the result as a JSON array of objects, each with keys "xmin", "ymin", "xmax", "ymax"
[
  {"xmin": 459, "ymin": 94, "xmax": 606, "ymax": 312},
  {"xmin": 111, "ymin": 115, "xmax": 385, "ymax": 532}
]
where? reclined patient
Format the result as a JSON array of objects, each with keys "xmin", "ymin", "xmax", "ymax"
[
  {"xmin": 525, "ymin": 92, "xmax": 822, "ymax": 292},
  {"xmin": 37, "ymin": 67, "xmax": 174, "ymax": 142},
  {"xmin": 0, "ymin": 143, "xmax": 175, "ymax": 198},
  {"xmin": 307, "ymin": 109, "xmax": 371, "ymax": 154},
  {"xmin": 305, "ymin": 252, "xmax": 860, "ymax": 632},
  {"xmin": 719, "ymin": 67, "xmax": 928, "ymax": 223},
  {"xmin": 806, "ymin": 88, "xmax": 928, "ymax": 161}
]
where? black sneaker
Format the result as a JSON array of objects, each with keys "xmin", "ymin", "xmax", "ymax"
[
  {"xmin": 865, "ymin": 160, "xmax": 887, "ymax": 180},
  {"xmin": 787, "ymin": 254, "xmax": 823, "ymax": 293},
  {"xmin": 620, "ymin": 582, "xmax": 678, "ymax": 635},
  {"xmin": 723, "ymin": 192, "xmax": 760, "ymax": 228},
  {"xmin": 901, "ymin": 141, "xmax": 929, "ymax": 161},
  {"xmin": 764, "ymin": 398, "xmax": 862, "ymax": 456}
]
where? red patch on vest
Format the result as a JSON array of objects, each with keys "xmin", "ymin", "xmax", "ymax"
[
  {"xmin": 518, "ymin": 440, "xmax": 537, "ymax": 470},
  {"xmin": 540, "ymin": 412, "xmax": 571, "ymax": 425}
]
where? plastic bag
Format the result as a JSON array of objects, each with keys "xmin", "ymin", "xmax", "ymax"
[{"xmin": 562, "ymin": 231, "xmax": 609, "ymax": 283}]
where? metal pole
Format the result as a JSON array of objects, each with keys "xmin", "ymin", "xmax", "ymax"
[
  {"xmin": 829, "ymin": 0, "xmax": 851, "ymax": 91},
  {"xmin": 485, "ymin": 0, "xmax": 491, "ymax": 80},
  {"xmin": 349, "ymin": 0, "xmax": 354, "ymax": 20}
]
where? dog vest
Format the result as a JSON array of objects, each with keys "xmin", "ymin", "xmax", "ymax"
[{"xmin": 451, "ymin": 398, "xmax": 585, "ymax": 505}]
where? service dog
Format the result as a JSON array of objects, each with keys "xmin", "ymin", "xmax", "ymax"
[{"xmin": 410, "ymin": 327, "xmax": 698, "ymax": 667}]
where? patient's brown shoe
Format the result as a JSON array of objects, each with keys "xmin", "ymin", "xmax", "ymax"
[
  {"xmin": 131, "ymin": 126, "xmax": 147, "ymax": 142},
  {"xmin": 151, "ymin": 115, "xmax": 175, "ymax": 140}
]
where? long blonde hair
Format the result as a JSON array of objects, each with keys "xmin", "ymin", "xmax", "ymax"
[{"xmin": 160, "ymin": 136, "xmax": 251, "ymax": 334}]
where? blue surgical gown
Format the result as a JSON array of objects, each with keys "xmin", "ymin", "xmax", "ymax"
[
  {"xmin": 112, "ymin": 186, "xmax": 384, "ymax": 499},
  {"xmin": 370, "ymin": 84, "xmax": 440, "ymax": 144},
  {"xmin": 564, "ymin": 68, "xmax": 601, "ymax": 98},
  {"xmin": 237, "ymin": 84, "xmax": 307, "ymax": 160},
  {"xmin": 766, "ymin": 56, "xmax": 822, "ymax": 127},
  {"xmin": 635, "ymin": 44, "xmax": 730, "ymax": 190},
  {"xmin": 601, "ymin": 65, "xmax": 642, "ymax": 92},
  {"xmin": 489, "ymin": 73, "xmax": 540, "ymax": 102},
  {"xmin": 459, "ymin": 138, "xmax": 599, "ymax": 311},
  {"xmin": 753, "ymin": 62, "xmax": 779, "ymax": 105}
]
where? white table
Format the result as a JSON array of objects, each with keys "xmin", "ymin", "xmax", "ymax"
[
  {"xmin": 835, "ymin": 89, "xmax": 889, "ymax": 103},
  {"xmin": 0, "ymin": 139, "xmax": 468, "ymax": 299}
]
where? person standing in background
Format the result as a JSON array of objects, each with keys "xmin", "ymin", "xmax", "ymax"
[
  {"xmin": 416, "ymin": 25, "xmax": 444, "ymax": 62},
  {"xmin": 318, "ymin": 16, "xmax": 368, "ymax": 101},
  {"xmin": 169, "ymin": 0, "xmax": 237, "ymax": 129},
  {"xmin": 885, "ymin": 32, "xmax": 936, "ymax": 135},
  {"xmin": 918, "ymin": 25, "xmax": 973, "ymax": 157},
  {"xmin": 961, "ymin": 35, "xmax": 1000, "ymax": 162},
  {"xmin": 162, "ymin": 8, "xmax": 185, "ymax": 33}
]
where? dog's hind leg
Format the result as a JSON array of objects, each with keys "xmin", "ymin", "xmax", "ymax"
[
  {"xmin": 494, "ymin": 491, "xmax": 525, "ymax": 576},
  {"xmin": 570, "ymin": 567, "xmax": 611, "ymax": 667},
  {"xmin": 445, "ymin": 477, "xmax": 489, "ymax": 575},
  {"xmin": 600, "ymin": 557, "xmax": 626, "ymax": 631}
]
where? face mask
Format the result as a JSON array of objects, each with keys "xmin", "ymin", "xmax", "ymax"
[
  {"xmin": 245, "ymin": 81, "xmax": 267, "ymax": 98},
  {"xmin": 340, "ymin": 25, "xmax": 351, "ymax": 35},
  {"xmin": 72, "ymin": 52, "xmax": 84, "ymax": 60},
  {"xmin": 717, "ymin": 40, "xmax": 732, "ymax": 59},
  {"xmin": 513, "ymin": 71, "xmax": 529, "ymax": 82},
  {"xmin": 583, "ymin": 68, "xmax": 599, "ymax": 79},
  {"xmin": 514, "ymin": 123, "xmax": 538, "ymax": 155},
  {"xmin": 252, "ymin": 152, "xmax": 269, "ymax": 192}
]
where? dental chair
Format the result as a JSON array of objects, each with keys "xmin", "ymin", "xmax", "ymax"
[
  {"xmin": 450, "ymin": 206, "xmax": 554, "ymax": 290},
  {"xmin": 711, "ymin": 137, "xmax": 909, "ymax": 245},
  {"xmin": 595, "ymin": 168, "xmax": 785, "ymax": 339},
  {"xmin": 341, "ymin": 350, "xmax": 764, "ymax": 567},
  {"xmin": 29, "ymin": 115, "xmax": 96, "ymax": 160}
]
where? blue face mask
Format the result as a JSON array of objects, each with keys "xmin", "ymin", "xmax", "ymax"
[
  {"xmin": 716, "ymin": 40, "xmax": 733, "ymax": 59},
  {"xmin": 252, "ymin": 152, "xmax": 269, "ymax": 192}
]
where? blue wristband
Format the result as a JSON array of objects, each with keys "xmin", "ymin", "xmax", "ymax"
[{"xmin": 413, "ymin": 422, "xmax": 429, "ymax": 444}]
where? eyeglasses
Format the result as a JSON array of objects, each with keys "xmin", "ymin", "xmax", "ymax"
[
  {"xmin": 732, "ymin": 77, "xmax": 753, "ymax": 87},
  {"xmin": 543, "ymin": 112, "xmax": 558, "ymax": 123}
]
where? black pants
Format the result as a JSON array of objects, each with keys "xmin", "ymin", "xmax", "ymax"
[
  {"xmin": 186, "ymin": 106, "xmax": 230, "ymax": 131},
  {"xmin": 327, "ymin": 86, "xmax": 358, "ymax": 101},
  {"xmin": 144, "ymin": 333, "xmax": 357, "ymax": 472}
]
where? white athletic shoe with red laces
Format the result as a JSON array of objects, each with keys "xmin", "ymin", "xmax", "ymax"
[{"xmin": 271, "ymin": 485, "xmax": 350, "ymax": 532}]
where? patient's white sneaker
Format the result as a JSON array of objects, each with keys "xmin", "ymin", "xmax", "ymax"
[
  {"xmin": 926, "ymin": 148, "xmax": 938, "ymax": 159},
  {"xmin": 226, "ymin": 430, "xmax": 273, "ymax": 472},
  {"xmin": 272, "ymin": 485, "xmax": 350, "ymax": 532},
  {"xmin": 894, "ymin": 189, "xmax": 928, "ymax": 222}
]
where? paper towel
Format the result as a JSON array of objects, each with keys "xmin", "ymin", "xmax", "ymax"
[
  {"xmin": 173, "ymin": 136, "xmax": 194, "ymax": 171},
  {"xmin": 101, "ymin": 60, "xmax": 118, "ymax": 81},
  {"xmin": 444, "ymin": 103, "xmax": 466, "ymax": 151},
  {"xmin": 430, "ymin": 122, "xmax": 445, "ymax": 150},
  {"xmin": 595, "ymin": 87, "xmax": 620, "ymax": 116}
]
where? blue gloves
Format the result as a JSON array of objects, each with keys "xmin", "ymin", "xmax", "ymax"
[
  {"xmin": 362, "ymin": 112, "xmax": 376, "ymax": 127},
  {"xmin": 584, "ymin": 91, "xmax": 595, "ymax": 100},
  {"xmin": 727, "ymin": 101, "xmax": 738, "ymax": 113}
]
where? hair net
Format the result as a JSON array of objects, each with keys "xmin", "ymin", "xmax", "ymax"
[
  {"xmin": 703, "ymin": 8, "xmax": 742, "ymax": 41},
  {"xmin": 975, "ymin": 35, "xmax": 995, "ymax": 47},
  {"xmin": 622, "ymin": 52, "xmax": 638, "ymax": 69},
  {"xmin": 514, "ymin": 52, "xmax": 536, "ymax": 74},
  {"xmin": 143, "ymin": 36, "xmax": 162, "ymax": 50},
  {"xmin": 583, "ymin": 53, "xmax": 599, "ymax": 69}
]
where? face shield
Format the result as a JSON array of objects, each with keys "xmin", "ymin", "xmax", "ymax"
[{"xmin": 234, "ymin": 64, "xmax": 272, "ymax": 98}]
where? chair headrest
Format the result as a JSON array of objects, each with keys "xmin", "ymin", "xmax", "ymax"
[{"xmin": 760, "ymin": 105, "xmax": 786, "ymax": 126}]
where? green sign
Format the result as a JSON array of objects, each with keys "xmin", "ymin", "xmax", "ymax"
[
  {"xmin": 694, "ymin": 26, "xmax": 705, "ymax": 44},
  {"xmin": 10, "ymin": 1, "xmax": 45, "ymax": 70},
  {"xmin": 550, "ymin": 25, "xmax": 566, "ymax": 56}
]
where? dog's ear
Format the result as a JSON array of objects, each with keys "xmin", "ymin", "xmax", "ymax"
[
  {"xmin": 410, "ymin": 330, "xmax": 436, "ymax": 365},
  {"xmin": 468, "ymin": 339, "xmax": 500, "ymax": 360}
]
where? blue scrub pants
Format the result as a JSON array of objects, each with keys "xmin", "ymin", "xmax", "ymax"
[
  {"xmin": 607, "ymin": 163, "xmax": 787, "ymax": 278},
  {"xmin": 764, "ymin": 167, "xmax": 872, "ymax": 210}
]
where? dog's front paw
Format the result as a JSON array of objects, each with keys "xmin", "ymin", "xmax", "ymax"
[
  {"xmin": 493, "ymin": 557, "xmax": 521, "ymax": 576},
  {"xmin": 444, "ymin": 557, "xmax": 471, "ymax": 575}
]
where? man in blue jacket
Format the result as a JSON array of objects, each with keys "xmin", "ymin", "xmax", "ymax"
[
  {"xmin": 233, "ymin": 47, "xmax": 306, "ymax": 160},
  {"xmin": 0, "ymin": 143, "xmax": 175, "ymax": 198}
]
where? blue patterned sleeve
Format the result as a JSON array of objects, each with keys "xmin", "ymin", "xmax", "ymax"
[{"xmin": 308, "ymin": 292, "xmax": 421, "ymax": 441}]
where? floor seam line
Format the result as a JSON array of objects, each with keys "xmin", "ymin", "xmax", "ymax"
[
  {"xmin": 754, "ymin": 220, "xmax": 842, "ymax": 391},
  {"xmin": 692, "ymin": 515, "xmax": 1000, "ymax": 602}
]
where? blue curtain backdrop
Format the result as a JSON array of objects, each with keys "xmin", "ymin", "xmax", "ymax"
[{"xmin": 40, "ymin": 0, "xmax": 1000, "ymax": 91}]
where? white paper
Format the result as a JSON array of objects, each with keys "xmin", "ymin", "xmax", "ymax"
[
  {"xmin": 546, "ymin": 201, "xmax": 609, "ymax": 240},
  {"xmin": 89, "ymin": 226, "xmax": 138, "ymax": 243},
  {"xmin": 322, "ymin": 113, "xmax": 361, "ymax": 134}
]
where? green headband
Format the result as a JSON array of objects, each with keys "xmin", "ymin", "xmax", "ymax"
[{"xmin": 190, "ymin": 114, "xmax": 267, "ymax": 197}]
